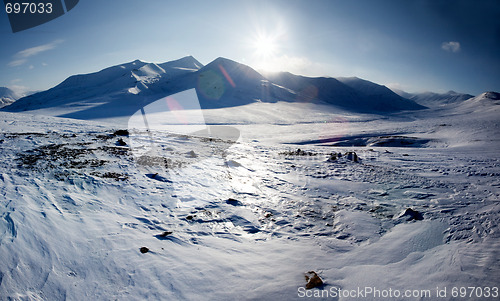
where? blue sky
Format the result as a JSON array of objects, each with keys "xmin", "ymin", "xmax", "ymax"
[{"xmin": 1, "ymin": 0, "xmax": 499, "ymax": 95}]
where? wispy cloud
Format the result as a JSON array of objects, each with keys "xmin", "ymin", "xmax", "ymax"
[
  {"xmin": 441, "ymin": 41, "xmax": 461, "ymax": 53},
  {"xmin": 8, "ymin": 59, "xmax": 27, "ymax": 67},
  {"xmin": 8, "ymin": 39, "xmax": 63, "ymax": 67}
]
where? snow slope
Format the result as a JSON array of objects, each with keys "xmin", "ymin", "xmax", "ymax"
[{"xmin": 458, "ymin": 91, "xmax": 500, "ymax": 111}]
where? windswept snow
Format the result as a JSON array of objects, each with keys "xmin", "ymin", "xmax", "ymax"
[{"xmin": 1, "ymin": 92, "xmax": 499, "ymax": 300}]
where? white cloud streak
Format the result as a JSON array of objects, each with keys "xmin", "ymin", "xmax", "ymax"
[
  {"xmin": 441, "ymin": 41, "xmax": 461, "ymax": 53},
  {"xmin": 8, "ymin": 59, "xmax": 27, "ymax": 67},
  {"xmin": 8, "ymin": 39, "xmax": 63, "ymax": 67}
]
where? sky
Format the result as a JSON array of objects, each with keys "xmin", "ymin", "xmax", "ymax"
[{"xmin": 1, "ymin": 0, "xmax": 499, "ymax": 96}]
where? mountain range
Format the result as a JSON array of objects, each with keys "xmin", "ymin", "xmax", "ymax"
[
  {"xmin": 2, "ymin": 56, "xmax": 431, "ymax": 122},
  {"xmin": 392, "ymin": 89, "xmax": 474, "ymax": 107}
]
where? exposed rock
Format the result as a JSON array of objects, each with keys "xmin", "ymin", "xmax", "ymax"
[
  {"xmin": 226, "ymin": 198, "xmax": 243, "ymax": 206},
  {"xmin": 281, "ymin": 148, "xmax": 316, "ymax": 156},
  {"xmin": 327, "ymin": 152, "xmax": 338, "ymax": 162},
  {"xmin": 158, "ymin": 231, "xmax": 173, "ymax": 237},
  {"xmin": 305, "ymin": 271, "xmax": 323, "ymax": 289},
  {"xmin": 139, "ymin": 247, "xmax": 149, "ymax": 254},
  {"xmin": 345, "ymin": 151, "xmax": 359, "ymax": 162},
  {"xmin": 113, "ymin": 129, "xmax": 129, "ymax": 136},
  {"xmin": 155, "ymin": 231, "xmax": 173, "ymax": 240},
  {"xmin": 484, "ymin": 91, "xmax": 500, "ymax": 100},
  {"xmin": 146, "ymin": 173, "xmax": 172, "ymax": 183},
  {"xmin": 116, "ymin": 138, "xmax": 127, "ymax": 146}
]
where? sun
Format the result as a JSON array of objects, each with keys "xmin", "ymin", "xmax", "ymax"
[
  {"xmin": 253, "ymin": 34, "xmax": 277, "ymax": 58},
  {"xmin": 246, "ymin": 25, "xmax": 286, "ymax": 72}
]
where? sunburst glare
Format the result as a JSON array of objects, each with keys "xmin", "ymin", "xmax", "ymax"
[{"xmin": 253, "ymin": 34, "xmax": 277, "ymax": 58}]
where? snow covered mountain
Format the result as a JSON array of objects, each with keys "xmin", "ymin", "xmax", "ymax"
[
  {"xmin": 0, "ymin": 87, "xmax": 21, "ymax": 108},
  {"xmin": 336, "ymin": 77, "xmax": 424, "ymax": 111},
  {"xmin": 2, "ymin": 56, "xmax": 203, "ymax": 121},
  {"xmin": 457, "ymin": 91, "xmax": 500, "ymax": 112},
  {"xmin": 265, "ymin": 73, "xmax": 424, "ymax": 113},
  {"xmin": 2, "ymin": 56, "xmax": 425, "ymax": 122}
]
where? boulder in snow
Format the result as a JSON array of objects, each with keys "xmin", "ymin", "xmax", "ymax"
[
  {"xmin": 113, "ymin": 129, "xmax": 129, "ymax": 136},
  {"xmin": 345, "ymin": 151, "xmax": 359, "ymax": 162},
  {"xmin": 116, "ymin": 138, "xmax": 127, "ymax": 146},
  {"xmin": 305, "ymin": 271, "xmax": 323, "ymax": 289}
]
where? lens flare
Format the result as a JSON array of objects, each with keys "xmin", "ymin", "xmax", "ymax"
[{"xmin": 197, "ymin": 70, "xmax": 225, "ymax": 100}]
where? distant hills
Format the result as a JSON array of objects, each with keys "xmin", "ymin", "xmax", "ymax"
[{"xmin": 392, "ymin": 89, "xmax": 474, "ymax": 107}]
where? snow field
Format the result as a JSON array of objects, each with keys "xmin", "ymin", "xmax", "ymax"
[{"xmin": 1, "ymin": 105, "xmax": 499, "ymax": 300}]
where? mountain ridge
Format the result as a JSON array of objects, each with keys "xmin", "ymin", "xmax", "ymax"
[{"xmin": 1, "ymin": 56, "xmax": 436, "ymax": 120}]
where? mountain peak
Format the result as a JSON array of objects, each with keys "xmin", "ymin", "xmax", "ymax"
[
  {"xmin": 483, "ymin": 91, "xmax": 500, "ymax": 100},
  {"xmin": 159, "ymin": 56, "xmax": 203, "ymax": 71},
  {"xmin": 211, "ymin": 57, "xmax": 236, "ymax": 64},
  {"xmin": 182, "ymin": 55, "xmax": 201, "ymax": 65},
  {"xmin": 202, "ymin": 57, "xmax": 264, "ymax": 81}
]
